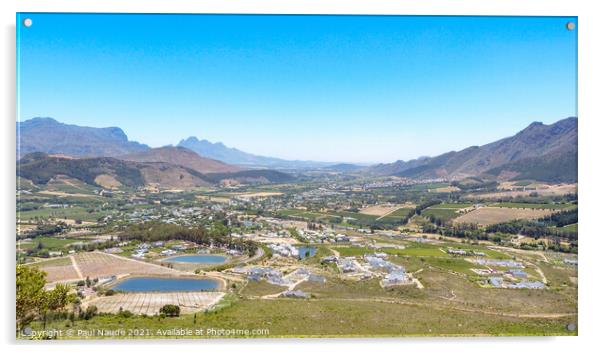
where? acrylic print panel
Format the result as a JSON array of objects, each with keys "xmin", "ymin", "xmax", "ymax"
[{"xmin": 16, "ymin": 13, "xmax": 578, "ymax": 339}]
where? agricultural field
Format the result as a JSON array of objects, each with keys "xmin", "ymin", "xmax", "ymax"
[
  {"xmin": 18, "ymin": 206, "xmax": 111, "ymax": 222},
  {"xmin": 359, "ymin": 204, "xmax": 400, "ymax": 216},
  {"xmin": 17, "ymin": 236, "xmax": 82, "ymax": 251},
  {"xmin": 421, "ymin": 203, "xmax": 473, "ymax": 223},
  {"xmin": 86, "ymin": 292, "xmax": 225, "ymax": 315},
  {"xmin": 36, "ymin": 251, "xmax": 179, "ymax": 283},
  {"xmin": 467, "ymin": 183, "xmax": 577, "ymax": 199},
  {"xmin": 376, "ymin": 207, "xmax": 415, "ymax": 223},
  {"xmin": 453, "ymin": 207, "xmax": 556, "ymax": 226},
  {"xmin": 490, "ymin": 202, "xmax": 576, "ymax": 210}
]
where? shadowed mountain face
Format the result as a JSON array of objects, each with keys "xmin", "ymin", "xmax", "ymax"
[
  {"xmin": 371, "ymin": 117, "xmax": 577, "ymax": 183},
  {"xmin": 17, "ymin": 117, "xmax": 149, "ymax": 158},
  {"xmin": 17, "ymin": 152, "xmax": 213, "ymax": 189},
  {"xmin": 17, "ymin": 151, "xmax": 294, "ymax": 189},
  {"xmin": 117, "ymin": 146, "xmax": 241, "ymax": 174}
]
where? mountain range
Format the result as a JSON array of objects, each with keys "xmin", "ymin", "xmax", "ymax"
[
  {"xmin": 17, "ymin": 118, "xmax": 149, "ymax": 158},
  {"xmin": 17, "ymin": 116, "xmax": 578, "ymax": 186},
  {"xmin": 371, "ymin": 117, "xmax": 577, "ymax": 183}
]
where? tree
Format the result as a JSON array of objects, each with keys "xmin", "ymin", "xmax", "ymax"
[
  {"xmin": 16, "ymin": 266, "xmax": 76, "ymax": 332},
  {"xmin": 80, "ymin": 305, "xmax": 98, "ymax": 320},
  {"xmin": 46, "ymin": 284, "xmax": 73, "ymax": 311},
  {"xmin": 16, "ymin": 265, "xmax": 47, "ymax": 331},
  {"xmin": 160, "ymin": 304, "xmax": 181, "ymax": 317},
  {"xmin": 42, "ymin": 284, "xmax": 74, "ymax": 329}
]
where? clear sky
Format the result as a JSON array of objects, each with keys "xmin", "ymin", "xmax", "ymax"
[{"xmin": 17, "ymin": 14, "xmax": 577, "ymax": 164}]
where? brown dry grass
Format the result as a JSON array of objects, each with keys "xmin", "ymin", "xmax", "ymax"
[{"xmin": 94, "ymin": 174, "xmax": 122, "ymax": 189}]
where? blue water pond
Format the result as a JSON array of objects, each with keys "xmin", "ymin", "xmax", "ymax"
[{"xmin": 112, "ymin": 277, "xmax": 219, "ymax": 292}]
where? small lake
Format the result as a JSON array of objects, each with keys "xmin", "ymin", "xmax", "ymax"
[
  {"xmin": 112, "ymin": 277, "xmax": 220, "ymax": 292},
  {"xmin": 162, "ymin": 255, "xmax": 227, "ymax": 264},
  {"xmin": 298, "ymin": 246, "xmax": 317, "ymax": 259}
]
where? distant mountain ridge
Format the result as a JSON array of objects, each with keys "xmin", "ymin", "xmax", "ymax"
[
  {"xmin": 371, "ymin": 117, "xmax": 577, "ymax": 183},
  {"xmin": 178, "ymin": 136, "xmax": 331, "ymax": 169},
  {"xmin": 17, "ymin": 117, "xmax": 149, "ymax": 158}
]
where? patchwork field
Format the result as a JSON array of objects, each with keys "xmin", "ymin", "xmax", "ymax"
[
  {"xmin": 86, "ymin": 292, "xmax": 225, "ymax": 315},
  {"xmin": 453, "ymin": 207, "xmax": 555, "ymax": 226},
  {"xmin": 36, "ymin": 251, "xmax": 179, "ymax": 283},
  {"xmin": 421, "ymin": 203, "xmax": 474, "ymax": 222}
]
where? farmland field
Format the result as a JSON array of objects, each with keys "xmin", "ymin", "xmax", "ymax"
[
  {"xmin": 490, "ymin": 202, "xmax": 576, "ymax": 210},
  {"xmin": 86, "ymin": 292, "xmax": 225, "ymax": 315},
  {"xmin": 38, "ymin": 252, "xmax": 180, "ymax": 283},
  {"xmin": 453, "ymin": 207, "xmax": 555, "ymax": 226},
  {"xmin": 18, "ymin": 206, "xmax": 111, "ymax": 222},
  {"xmin": 467, "ymin": 184, "xmax": 577, "ymax": 199},
  {"xmin": 359, "ymin": 205, "xmax": 401, "ymax": 216}
]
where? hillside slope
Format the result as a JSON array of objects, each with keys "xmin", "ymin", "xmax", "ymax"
[
  {"xmin": 118, "ymin": 146, "xmax": 241, "ymax": 174},
  {"xmin": 371, "ymin": 117, "xmax": 577, "ymax": 182},
  {"xmin": 17, "ymin": 153, "xmax": 213, "ymax": 189}
]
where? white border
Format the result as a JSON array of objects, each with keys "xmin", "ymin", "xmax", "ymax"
[{"xmin": 2, "ymin": 1, "xmax": 601, "ymax": 352}]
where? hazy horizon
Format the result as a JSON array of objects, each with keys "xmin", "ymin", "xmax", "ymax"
[{"xmin": 17, "ymin": 14, "xmax": 577, "ymax": 164}]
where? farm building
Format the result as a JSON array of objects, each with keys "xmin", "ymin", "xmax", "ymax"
[{"xmin": 382, "ymin": 270, "xmax": 410, "ymax": 287}]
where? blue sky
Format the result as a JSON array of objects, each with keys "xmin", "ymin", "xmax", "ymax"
[{"xmin": 17, "ymin": 14, "xmax": 577, "ymax": 163}]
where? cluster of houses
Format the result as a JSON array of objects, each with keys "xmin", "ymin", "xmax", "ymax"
[
  {"xmin": 117, "ymin": 205, "xmax": 217, "ymax": 227},
  {"xmin": 325, "ymin": 252, "xmax": 411, "ymax": 287},
  {"xmin": 298, "ymin": 230, "xmax": 350, "ymax": 244},
  {"xmin": 363, "ymin": 253, "xmax": 411, "ymax": 287},
  {"xmin": 246, "ymin": 267, "xmax": 292, "ymax": 285},
  {"xmin": 467, "ymin": 258, "xmax": 545, "ymax": 290},
  {"xmin": 108, "ymin": 241, "xmax": 193, "ymax": 259},
  {"xmin": 243, "ymin": 266, "xmax": 326, "ymax": 287},
  {"xmin": 267, "ymin": 243, "xmax": 301, "ymax": 258}
]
